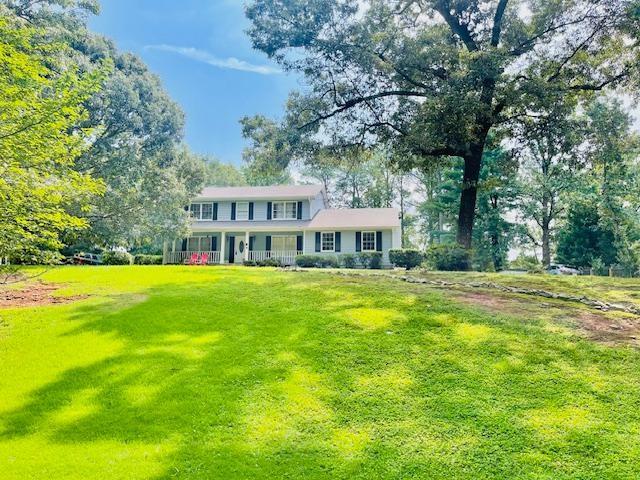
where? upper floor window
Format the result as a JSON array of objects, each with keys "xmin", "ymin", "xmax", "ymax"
[
  {"xmin": 236, "ymin": 201, "xmax": 249, "ymax": 221},
  {"xmin": 361, "ymin": 231, "xmax": 376, "ymax": 251},
  {"xmin": 273, "ymin": 201, "xmax": 298, "ymax": 220},
  {"xmin": 190, "ymin": 203, "xmax": 214, "ymax": 221}
]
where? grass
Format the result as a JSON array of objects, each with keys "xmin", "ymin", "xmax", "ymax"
[{"xmin": 1, "ymin": 266, "xmax": 640, "ymax": 479}]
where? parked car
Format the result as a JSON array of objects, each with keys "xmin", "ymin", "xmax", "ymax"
[{"xmin": 547, "ymin": 264, "xmax": 579, "ymax": 275}]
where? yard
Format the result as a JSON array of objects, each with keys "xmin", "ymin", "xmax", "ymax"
[{"xmin": 1, "ymin": 266, "xmax": 640, "ymax": 479}]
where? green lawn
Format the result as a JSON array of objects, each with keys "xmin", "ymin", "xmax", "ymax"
[{"xmin": 1, "ymin": 266, "xmax": 640, "ymax": 479}]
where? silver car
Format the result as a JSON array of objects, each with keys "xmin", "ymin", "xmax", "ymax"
[{"xmin": 547, "ymin": 264, "xmax": 580, "ymax": 275}]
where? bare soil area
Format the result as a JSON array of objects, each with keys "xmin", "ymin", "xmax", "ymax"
[{"xmin": 0, "ymin": 282, "xmax": 86, "ymax": 308}]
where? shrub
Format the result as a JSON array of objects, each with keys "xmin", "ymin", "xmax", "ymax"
[
  {"xmin": 359, "ymin": 252, "xmax": 382, "ymax": 269},
  {"xmin": 425, "ymin": 244, "xmax": 471, "ymax": 271},
  {"xmin": 102, "ymin": 251, "xmax": 133, "ymax": 265},
  {"xmin": 341, "ymin": 254, "xmax": 357, "ymax": 269},
  {"xmin": 389, "ymin": 249, "xmax": 423, "ymax": 270},
  {"xmin": 133, "ymin": 254, "xmax": 163, "ymax": 265},
  {"xmin": 295, "ymin": 254, "xmax": 338, "ymax": 268},
  {"xmin": 509, "ymin": 254, "xmax": 540, "ymax": 271},
  {"xmin": 318, "ymin": 256, "xmax": 338, "ymax": 268},
  {"xmin": 296, "ymin": 255, "xmax": 321, "ymax": 268},
  {"xmin": 243, "ymin": 260, "xmax": 257, "ymax": 267},
  {"xmin": 257, "ymin": 258, "xmax": 282, "ymax": 267}
]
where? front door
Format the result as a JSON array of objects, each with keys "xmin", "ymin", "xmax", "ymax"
[{"xmin": 234, "ymin": 236, "xmax": 245, "ymax": 264}]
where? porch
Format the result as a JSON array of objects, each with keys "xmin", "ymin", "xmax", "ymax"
[{"xmin": 164, "ymin": 231, "xmax": 304, "ymax": 266}]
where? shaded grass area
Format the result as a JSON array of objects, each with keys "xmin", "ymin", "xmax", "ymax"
[{"xmin": 1, "ymin": 266, "xmax": 640, "ymax": 479}]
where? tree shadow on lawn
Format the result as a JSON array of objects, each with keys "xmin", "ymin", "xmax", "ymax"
[{"xmin": 2, "ymin": 271, "xmax": 640, "ymax": 479}]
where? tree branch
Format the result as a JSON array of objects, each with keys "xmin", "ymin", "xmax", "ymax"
[
  {"xmin": 434, "ymin": 1, "xmax": 478, "ymax": 52},
  {"xmin": 491, "ymin": 0, "xmax": 509, "ymax": 47}
]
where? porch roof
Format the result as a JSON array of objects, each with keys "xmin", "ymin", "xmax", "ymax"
[{"xmin": 191, "ymin": 220, "xmax": 309, "ymax": 232}]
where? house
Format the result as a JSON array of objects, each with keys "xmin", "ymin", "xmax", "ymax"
[{"xmin": 163, "ymin": 185, "xmax": 402, "ymax": 266}]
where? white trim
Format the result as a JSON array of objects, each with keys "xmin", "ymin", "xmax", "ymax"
[
  {"xmin": 236, "ymin": 201, "xmax": 249, "ymax": 221},
  {"xmin": 272, "ymin": 200, "xmax": 298, "ymax": 220},
  {"xmin": 361, "ymin": 231, "xmax": 376, "ymax": 252},
  {"xmin": 190, "ymin": 202, "xmax": 214, "ymax": 221},
  {"xmin": 321, "ymin": 231, "xmax": 335, "ymax": 252}
]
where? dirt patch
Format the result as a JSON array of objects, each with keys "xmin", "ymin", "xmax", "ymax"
[
  {"xmin": 0, "ymin": 282, "xmax": 87, "ymax": 308},
  {"xmin": 450, "ymin": 289, "xmax": 640, "ymax": 347}
]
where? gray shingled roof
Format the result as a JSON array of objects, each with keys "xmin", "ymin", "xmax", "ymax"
[
  {"xmin": 197, "ymin": 184, "xmax": 324, "ymax": 200},
  {"xmin": 308, "ymin": 208, "xmax": 400, "ymax": 229}
]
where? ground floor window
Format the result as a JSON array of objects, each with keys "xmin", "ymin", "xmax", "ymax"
[
  {"xmin": 321, "ymin": 232, "xmax": 335, "ymax": 252},
  {"xmin": 361, "ymin": 231, "xmax": 376, "ymax": 251},
  {"xmin": 271, "ymin": 235, "xmax": 297, "ymax": 251}
]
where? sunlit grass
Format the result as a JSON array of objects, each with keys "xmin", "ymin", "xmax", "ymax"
[{"xmin": 1, "ymin": 266, "xmax": 639, "ymax": 479}]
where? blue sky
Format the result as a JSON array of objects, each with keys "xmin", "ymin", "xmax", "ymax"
[{"xmin": 89, "ymin": 0, "xmax": 299, "ymax": 165}]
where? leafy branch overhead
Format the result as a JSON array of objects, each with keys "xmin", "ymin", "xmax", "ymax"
[{"xmin": 245, "ymin": 0, "xmax": 640, "ymax": 247}]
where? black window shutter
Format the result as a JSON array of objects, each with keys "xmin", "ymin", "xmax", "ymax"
[
  {"xmin": 213, "ymin": 203, "xmax": 218, "ymax": 220},
  {"xmin": 181, "ymin": 238, "xmax": 188, "ymax": 251},
  {"xmin": 297, "ymin": 235, "xmax": 303, "ymax": 251},
  {"xmin": 355, "ymin": 232, "xmax": 362, "ymax": 252},
  {"xmin": 265, "ymin": 235, "xmax": 271, "ymax": 251},
  {"xmin": 231, "ymin": 202, "xmax": 236, "ymax": 220},
  {"xmin": 228, "ymin": 236, "xmax": 235, "ymax": 263},
  {"xmin": 376, "ymin": 231, "xmax": 383, "ymax": 251},
  {"xmin": 335, "ymin": 232, "xmax": 341, "ymax": 252},
  {"xmin": 267, "ymin": 202, "xmax": 272, "ymax": 220},
  {"xmin": 184, "ymin": 205, "xmax": 189, "ymax": 212},
  {"xmin": 297, "ymin": 201, "xmax": 303, "ymax": 220},
  {"xmin": 315, "ymin": 232, "xmax": 321, "ymax": 252},
  {"xmin": 249, "ymin": 202, "xmax": 254, "ymax": 220},
  {"xmin": 211, "ymin": 236, "xmax": 217, "ymax": 251}
]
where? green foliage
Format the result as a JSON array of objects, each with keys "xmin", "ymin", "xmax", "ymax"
[
  {"xmin": 425, "ymin": 244, "xmax": 472, "ymax": 271},
  {"xmin": 340, "ymin": 253, "xmax": 357, "ymax": 269},
  {"xmin": 256, "ymin": 257, "xmax": 282, "ymax": 267},
  {"xmin": 359, "ymin": 252, "xmax": 382, "ymax": 270},
  {"xmin": 133, "ymin": 254, "xmax": 163, "ymax": 265},
  {"xmin": 0, "ymin": 14, "xmax": 106, "ymax": 263},
  {"xmin": 295, "ymin": 254, "xmax": 338, "ymax": 268},
  {"xmin": 510, "ymin": 254, "xmax": 540, "ymax": 271},
  {"xmin": 389, "ymin": 249, "xmax": 424, "ymax": 270},
  {"xmin": 101, "ymin": 251, "xmax": 133, "ymax": 265}
]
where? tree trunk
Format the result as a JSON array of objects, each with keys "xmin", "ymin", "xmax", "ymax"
[
  {"xmin": 456, "ymin": 147, "xmax": 483, "ymax": 249},
  {"xmin": 541, "ymin": 219, "xmax": 551, "ymax": 268}
]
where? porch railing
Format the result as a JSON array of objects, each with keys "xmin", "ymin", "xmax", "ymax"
[
  {"xmin": 165, "ymin": 250, "xmax": 221, "ymax": 265},
  {"xmin": 249, "ymin": 250, "xmax": 302, "ymax": 265}
]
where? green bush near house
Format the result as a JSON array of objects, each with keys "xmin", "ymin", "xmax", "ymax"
[
  {"xmin": 295, "ymin": 255, "xmax": 339, "ymax": 268},
  {"xmin": 389, "ymin": 249, "xmax": 424, "ymax": 270},
  {"xmin": 133, "ymin": 254, "xmax": 163, "ymax": 265},
  {"xmin": 340, "ymin": 253, "xmax": 357, "ymax": 269},
  {"xmin": 243, "ymin": 260, "xmax": 258, "ymax": 267},
  {"xmin": 425, "ymin": 244, "xmax": 472, "ymax": 271},
  {"xmin": 101, "ymin": 251, "xmax": 133, "ymax": 265},
  {"xmin": 256, "ymin": 257, "xmax": 282, "ymax": 267},
  {"xmin": 359, "ymin": 252, "xmax": 382, "ymax": 269}
]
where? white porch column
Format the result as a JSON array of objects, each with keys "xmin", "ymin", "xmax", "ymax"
[
  {"xmin": 220, "ymin": 232, "xmax": 226, "ymax": 264},
  {"xmin": 244, "ymin": 231, "xmax": 250, "ymax": 261},
  {"xmin": 301, "ymin": 231, "xmax": 306, "ymax": 253}
]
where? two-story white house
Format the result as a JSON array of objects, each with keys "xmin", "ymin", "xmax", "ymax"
[{"xmin": 163, "ymin": 184, "xmax": 402, "ymax": 266}]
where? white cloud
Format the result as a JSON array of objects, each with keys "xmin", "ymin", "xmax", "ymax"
[{"xmin": 145, "ymin": 44, "xmax": 281, "ymax": 75}]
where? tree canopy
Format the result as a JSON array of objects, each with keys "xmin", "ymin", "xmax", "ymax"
[{"xmin": 245, "ymin": 0, "xmax": 640, "ymax": 247}]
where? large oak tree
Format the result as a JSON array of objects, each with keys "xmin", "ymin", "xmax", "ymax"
[{"xmin": 245, "ymin": 0, "xmax": 640, "ymax": 248}]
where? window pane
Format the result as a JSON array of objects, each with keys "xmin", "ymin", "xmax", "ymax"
[
  {"xmin": 188, "ymin": 237, "xmax": 200, "ymax": 251},
  {"xmin": 273, "ymin": 202, "xmax": 283, "ymax": 219},
  {"xmin": 236, "ymin": 202, "xmax": 249, "ymax": 220},
  {"xmin": 189, "ymin": 203, "xmax": 201, "ymax": 219},
  {"xmin": 321, "ymin": 232, "xmax": 334, "ymax": 251},
  {"xmin": 362, "ymin": 232, "xmax": 376, "ymax": 251},
  {"xmin": 201, "ymin": 203, "xmax": 213, "ymax": 220},
  {"xmin": 272, "ymin": 236, "xmax": 296, "ymax": 251},
  {"xmin": 286, "ymin": 202, "xmax": 297, "ymax": 219}
]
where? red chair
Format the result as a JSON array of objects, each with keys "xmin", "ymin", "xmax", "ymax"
[
  {"xmin": 189, "ymin": 253, "xmax": 199, "ymax": 265},
  {"xmin": 200, "ymin": 252, "xmax": 209, "ymax": 265}
]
